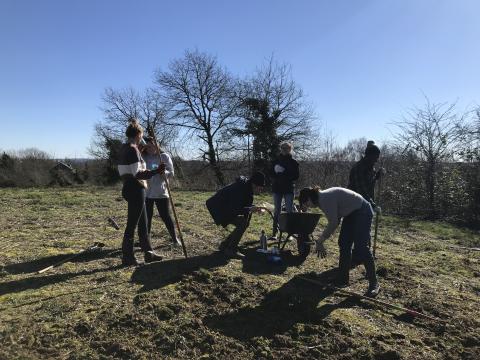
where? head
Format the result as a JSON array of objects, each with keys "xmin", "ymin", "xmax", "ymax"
[
  {"xmin": 280, "ymin": 142, "xmax": 293, "ymax": 156},
  {"xmin": 250, "ymin": 171, "xmax": 266, "ymax": 194},
  {"xmin": 364, "ymin": 141, "xmax": 380, "ymax": 165},
  {"xmin": 298, "ymin": 186, "xmax": 320, "ymax": 211},
  {"xmin": 144, "ymin": 136, "xmax": 159, "ymax": 155},
  {"xmin": 125, "ymin": 118, "xmax": 144, "ymax": 145}
]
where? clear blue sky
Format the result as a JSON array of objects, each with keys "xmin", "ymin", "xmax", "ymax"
[{"xmin": 1, "ymin": 0, "xmax": 479, "ymax": 158}]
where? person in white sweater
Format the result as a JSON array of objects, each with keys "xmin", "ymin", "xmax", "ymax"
[
  {"xmin": 143, "ymin": 138, "xmax": 181, "ymax": 247},
  {"xmin": 298, "ymin": 186, "xmax": 379, "ymax": 297}
]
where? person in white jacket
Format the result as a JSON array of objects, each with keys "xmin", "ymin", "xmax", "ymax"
[{"xmin": 143, "ymin": 138, "xmax": 181, "ymax": 247}]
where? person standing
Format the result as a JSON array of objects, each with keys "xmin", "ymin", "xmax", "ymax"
[
  {"xmin": 348, "ymin": 140, "xmax": 384, "ymax": 207},
  {"xmin": 298, "ymin": 186, "xmax": 380, "ymax": 297},
  {"xmin": 143, "ymin": 137, "xmax": 181, "ymax": 247},
  {"xmin": 206, "ymin": 172, "xmax": 266, "ymax": 258},
  {"xmin": 117, "ymin": 119, "xmax": 164, "ymax": 266},
  {"xmin": 270, "ymin": 142, "xmax": 299, "ymax": 237}
]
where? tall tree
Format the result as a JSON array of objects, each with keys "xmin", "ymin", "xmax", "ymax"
[
  {"xmin": 393, "ymin": 99, "xmax": 464, "ymax": 217},
  {"xmin": 234, "ymin": 57, "xmax": 314, "ymax": 175},
  {"xmin": 154, "ymin": 49, "xmax": 237, "ymax": 185}
]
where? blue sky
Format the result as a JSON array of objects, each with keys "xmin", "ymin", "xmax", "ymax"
[{"xmin": 0, "ymin": 0, "xmax": 479, "ymax": 158}]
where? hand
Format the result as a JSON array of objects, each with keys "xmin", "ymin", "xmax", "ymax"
[
  {"xmin": 374, "ymin": 206, "xmax": 382, "ymax": 215},
  {"xmin": 156, "ymin": 163, "xmax": 166, "ymax": 174},
  {"xmin": 315, "ymin": 240, "xmax": 327, "ymax": 258},
  {"xmin": 274, "ymin": 165, "xmax": 285, "ymax": 174},
  {"xmin": 250, "ymin": 206, "xmax": 264, "ymax": 213},
  {"xmin": 375, "ymin": 167, "xmax": 386, "ymax": 179}
]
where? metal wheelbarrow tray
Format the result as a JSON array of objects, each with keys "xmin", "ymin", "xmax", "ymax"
[{"xmin": 277, "ymin": 212, "xmax": 321, "ymax": 257}]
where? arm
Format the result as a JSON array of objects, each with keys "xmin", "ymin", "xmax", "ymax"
[
  {"xmin": 161, "ymin": 153, "xmax": 174, "ymax": 178},
  {"xmin": 318, "ymin": 196, "xmax": 339, "ymax": 242}
]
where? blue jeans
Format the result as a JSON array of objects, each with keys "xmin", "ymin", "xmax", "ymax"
[
  {"xmin": 272, "ymin": 192, "xmax": 294, "ymax": 235},
  {"xmin": 338, "ymin": 200, "xmax": 376, "ymax": 283}
]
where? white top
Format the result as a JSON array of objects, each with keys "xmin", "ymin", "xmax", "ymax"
[
  {"xmin": 144, "ymin": 153, "xmax": 174, "ymax": 199},
  {"xmin": 317, "ymin": 187, "xmax": 364, "ymax": 242}
]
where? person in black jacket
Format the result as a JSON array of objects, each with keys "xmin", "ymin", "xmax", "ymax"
[
  {"xmin": 270, "ymin": 142, "xmax": 299, "ymax": 237},
  {"xmin": 206, "ymin": 172, "xmax": 266, "ymax": 258}
]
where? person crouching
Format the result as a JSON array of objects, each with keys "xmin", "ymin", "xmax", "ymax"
[
  {"xmin": 298, "ymin": 186, "xmax": 380, "ymax": 297},
  {"xmin": 206, "ymin": 172, "xmax": 266, "ymax": 258}
]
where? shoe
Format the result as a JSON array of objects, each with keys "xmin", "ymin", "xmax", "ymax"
[
  {"xmin": 122, "ymin": 256, "xmax": 140, "ymax": 267},
  {"xmin": 144, "ymin": 251, "xmax": 163, "ymax": 263},
  {"xmin": 172, "ymin": 237, "xmax": 182, "ymax": 247},
  {"xmin": 222, "ymin": 248, "xmax": 245, "ymax": 259},
  {"xmin": 365, "ymin": 282, "xmax": 380, "ymax": 298}
]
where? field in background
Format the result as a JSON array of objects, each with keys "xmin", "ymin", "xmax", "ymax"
[{"xmin": 0, "ymin": 186, "xmax": 479, "ymax": 359}]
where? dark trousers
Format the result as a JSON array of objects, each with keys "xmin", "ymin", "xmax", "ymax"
[
  {"xmin": 122, "ymin": 182, "xmax": 153, "ymax": 258},
  {"xmin": 338, "ymin": 200, "xmax": 377, "ymax": 284},
  {"xmin": 219, "ymin": 215, "xmax": 250, "ymax": 251},
  {"xmin": 145, "ymin": 197, "xmax": 176, "ymax": 241}
]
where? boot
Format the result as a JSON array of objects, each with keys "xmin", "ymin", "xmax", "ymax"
[
  {"xmin": 122, "ymin": 237, "xmax": 138, "ymax": 266},
  {"xmin": 144, "ymin": 251, "xmax": 163, "ymax": 263},
  {"xmin": 365, "ymin": 281, "xmax": 380, "ymax": 298}
]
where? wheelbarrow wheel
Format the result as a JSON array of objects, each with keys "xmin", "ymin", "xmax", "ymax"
[{"xmin": 297, "ymin": 233, "xmax": 311, "ymax": 258}]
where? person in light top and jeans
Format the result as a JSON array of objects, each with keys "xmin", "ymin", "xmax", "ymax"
[
  {"xmin": 143, "ymin": 137, "xmax": 181, "ymax": 247},
  {"xmin": 270, "ymin": 142, "xmax": 299, "ymax": 237},
  {"xmin": 298, "ymin": 186, "xmax": 380, "ymax": 298}
]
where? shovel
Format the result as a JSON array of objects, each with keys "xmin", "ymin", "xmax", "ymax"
[{"xmin": 37, "ymin": 242, "xmax": 105, "ymax": 274}]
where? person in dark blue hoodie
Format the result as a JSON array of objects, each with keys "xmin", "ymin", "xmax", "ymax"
[{"xmin": 206, "ymin": 172, "xmax": 266, "ymax": 258}]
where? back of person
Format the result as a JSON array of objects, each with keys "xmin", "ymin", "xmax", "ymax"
[
  {"xmin": 206, "ymin": 177, "xmax": 253, "ymax": 226},
  {"xmin": 319, "ymin": 187, "xmax": 365, "ymax": 219}
]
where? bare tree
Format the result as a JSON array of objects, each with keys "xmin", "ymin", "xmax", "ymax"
[
  {"xmin": 392, "ymin": 99, "xmax": 465, "ymax": 217},
  {"xmin": 232, "ymin": 57, "xmax": 315, "ymax": 174},
  {"xmin": 154, "ymin": 50, "xmax": 238, "ymax": 185},
  {"xmin": 90, "ymin": 87, "xmax": 176, "ymax": 160}
]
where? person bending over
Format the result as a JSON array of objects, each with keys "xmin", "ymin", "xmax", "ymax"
[
  {"xmin": 117, "ymin": 119, "xmax": 164, "ymax": 266},
  {"xmin": 298, "ymin": 186, "xmax": 380, "ymax": 297},
  {"xmin": 206, "ymin": 172, "xmax": 266, "ymax": 258}
]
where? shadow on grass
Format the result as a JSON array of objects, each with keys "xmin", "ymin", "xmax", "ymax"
[
  {"xmin": 204, "ymin": 269, "xmax": 358, "ymax": 340},
  {"xmin": 3, "ymin": 248, "xmax": 121, "ymax": 275},
  {"xmin": 240, "ymin": 248, "xmax": 307, "ymax": 275},
  {"xmin": 131, "ymin": 252, "xmax": 229, "ymax": 292},
  {"xmin": 0, "ymin": 264, "xmax": 123, "ymax": 296}
]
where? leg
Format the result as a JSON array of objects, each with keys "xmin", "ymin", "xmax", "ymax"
[
  {"xmin": 272, "ymin": 193, "xmax": 283, "ymax": 236},
  {"xmin": 220, "ymin": 216, "xmax": 249, "ymax": 254},
  {"xmin": 136, "ymin": 191, "xmax": 153, "ymax": 253},
  {"xmin": 122, "ymin": 185, "xmax": 144, "ymax": 263},
  {"xmin": 145, "ymin": 198, "xmax": 155, "ymax": 234},
  {"xmin": 156, "ymin": 198, "xmax": 177, "ymax": 242},
  {"xmin": 284, "ymin": 193, "xmax": 294, "ymax": 213},
  {"xmin": 337, "ymin": 216, "xmax": 354, "ymax": 285},
  {"xmin": 352, "ymin": 202, "xmax": 379, "ymax": 295}
]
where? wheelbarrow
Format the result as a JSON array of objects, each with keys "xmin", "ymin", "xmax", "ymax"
[{"xmin": 277, "ymin": 212, "xmax": 321, "ymax": 258}]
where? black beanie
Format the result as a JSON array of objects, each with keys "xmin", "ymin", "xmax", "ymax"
[
  {"xmin": 250, "ymin": 171, "xmax": 266, "ymax": 186},
  {"xmin": 365, "ymin": 141, "xmax": 380, "ymax": 156}
]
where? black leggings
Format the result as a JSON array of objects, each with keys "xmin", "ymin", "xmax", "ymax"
[
  {"xmin": 122, "ymin": 182, "xmax": 153, "ymax": 255},
  {"xmin": 145, "ymin": 198, "xmax": 176, "ymax": 239}
]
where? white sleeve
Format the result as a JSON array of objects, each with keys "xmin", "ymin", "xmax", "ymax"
[{"xmin": 162, "ymin": 153, "xmax": 174, "ymax": 178}]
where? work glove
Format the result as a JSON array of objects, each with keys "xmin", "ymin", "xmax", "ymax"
[
  {"xmin": 374, "ymin": 206, "xmax": 382, "ymax": 215},
  {"xmin": 315, "ymin": 240, "xmax": 327, "ymax": 258},
  {"xmin": 274, "ymin": 164, "xmax": 285, "ymax": 174}
]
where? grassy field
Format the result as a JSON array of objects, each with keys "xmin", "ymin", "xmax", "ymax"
[{"xmin": 0, "ymin": 186, "xmax": 479, "ymax": 359}]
